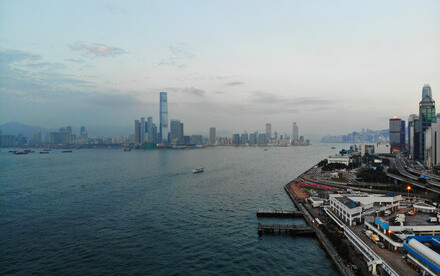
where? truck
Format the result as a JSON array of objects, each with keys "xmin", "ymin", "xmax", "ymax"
[
  {"xmin": 427, "ymin": 217, "xmax": 438, "ymax": 223},
  {"xmin": 365, "ymin": 230, "xmax": 373, "ymax": 238},
  {"xmin": 371, "ymin": 234, "xmax": 380, "ymax": 243}
]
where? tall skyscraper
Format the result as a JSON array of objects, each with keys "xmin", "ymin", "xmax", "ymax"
[
  {"xmin": 265, "ymin": 123, "xmax": 272, "ymax": 140},
  {"xmin": 147, "ymin": 117, "xmax": 153, "ymax": 142},
  {"xmin": 170, "ymin": 119, "xmax": 183, "ymax": 144},
  {"xmin": 292, "ymin": 122, "xmax": 299, "ymax": 141},
  {"xmin": 389, "ymin": 117, "xmax": 405, "ymax": 152},
  {"xmin": 408, "ymin": 114, "xmax": 418, "ymax": 159},
  {"xmin": 160, "ymin": 92, "xmax": 168, "ymax": 143},
  {"xmin": 209, "ymin": 127, "xmax": 216, "ymax": 145},
  {"xmin": 414, "ymin": 84, "xmax": 436, "ymax": 161},
  {"xmin": 134, "ymin": 119, "xmax": 140, "ymax": 144},
  {"xmin": 140, "ymin": 117, "xmax": 146, "ymax": 143}
]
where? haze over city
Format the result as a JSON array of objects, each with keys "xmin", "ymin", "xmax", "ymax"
[{"xmin": 1, "ymin": 0, "xmax": 439, "ymax": 137}]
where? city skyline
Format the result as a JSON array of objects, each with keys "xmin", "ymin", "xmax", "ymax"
[{"xmin": 1, "ymin": 1, "xmax": 439, "ymax": 136}]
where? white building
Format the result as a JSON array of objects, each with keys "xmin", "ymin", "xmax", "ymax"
[
  {"xmin": 327, "ymin": 155, "xmax": 351, "ymax": 165},
  {"xmin": 329, "ymin": 193, "xmax": 402, "ymax": 226},
  {"xmin": 375, "ymin": 143, "xmax": 390, "ymax": 154}
]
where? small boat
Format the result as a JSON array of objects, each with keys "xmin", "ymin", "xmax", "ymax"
[
  {"xmin": 14, "ymin": 151, "xmax": 28, "ymax": 155},
  {"xmin": 331, "ymin": 147, "xmax": 336, "ymax": 149},
  {"xmin": 192, "ymin": 168, "xmax": 204, "ymax": 174},
  {"xmin": 123, "ymin": 148, "xmax": 131, "ymax": 151},
  {"xmin": 62, "ymin": 150, "xmax": 73, "ymax": 153},
  {"xmin": 39, "ymin": 151, "xmax": 49, "ymax": 154}
]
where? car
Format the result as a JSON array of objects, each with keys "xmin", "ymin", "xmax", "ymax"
[{"xmin": 377, "ymin": 242, "xmax": 386, "ymax": 249}]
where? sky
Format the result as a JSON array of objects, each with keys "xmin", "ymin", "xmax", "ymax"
[{"xmin": 1, "ymin": 0, "xmax": 439, "ymax": 137}]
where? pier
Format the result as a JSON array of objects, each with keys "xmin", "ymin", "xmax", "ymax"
[
  {"xmin": 256, "ymin": 209, "xmax": 304, "ymax": 218},
  {"xmin": 258, "ymin": 223, "xmax": 314, "ymax": 236}
]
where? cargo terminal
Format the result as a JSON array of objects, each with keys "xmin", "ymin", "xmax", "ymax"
[{"xmin": 325, "ymin": 192, "xmax": 440, "ymax": 275}]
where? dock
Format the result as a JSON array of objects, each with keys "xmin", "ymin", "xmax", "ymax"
[
  {"xmin": 258, "ymin": 223, "xmax": 314, "ymax": 236},
  {"xmin": 256, "ymin": 209, "xmax": 304, "ymax": 218}
]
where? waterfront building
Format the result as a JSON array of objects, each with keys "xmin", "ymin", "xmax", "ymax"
[
  {"xmin": 134, "ymin": 119, "xmax": 140, "ymax": 144},
  {"xmin": 146, "ymin": 117, "xmax": 153, "ymax": 142},
  {"xmin": 232, "ymin": 134, "xmax": 240, "ymax": 145},
  {"xmin": 190, "ymin": 135, "xmax": 203, "ymax": 145},
  {"xmin": 0, "ymin": 135, "xmax": 16, "ymax": 147},
  {"xmin": 140, "ymin": 117, "xmax": 146, "ymax": 144},
  {"xmin": 265, "ymin": 123, "xmax": 271, "ymax": 140},
  {"xmin": 160, "ymin": 92, "xmax": 169, "ymax": 143},
  {"xmin": 258, "ymin": 133, "xmax": 267, "ymax": 145},
  {"xmin": 292, "ymin": 122, "xmax": 299, "ymax": 142},
  {"xmin": 170, "ymin": 119, "xmax": 184, "ymax": 144},
  {"xmin": 389, "ymin": 117, "xmax": 405, "ymax": 152},
  {"xmin": 249, "ymin": 133, "xmax": 257, "ymax": 145},
  {"xmin": 329, "ymin": 193, "xmax": 402, "ymax": 226},
  {"xmin": 31, "ymin": 131, "xmax": 42, "ymax": 144},
  {"xmin": 240, "ymin": 133, "xmax": 248, "ymax": 144},
  {"xmin": 327, "ymin": 155, "xmax": 351, "ymax": 165},
  {"xmin": 209, "ymin": 127, "xmax": 216, "ymax": 145},
  {"xmin": 80, "ymin": 126, "xmax": 88, "ymax": 139}
]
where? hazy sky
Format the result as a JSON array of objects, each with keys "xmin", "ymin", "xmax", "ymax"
[{"xmin": 1, "ymin": 0, "xmax": 439, "ymax": 137}]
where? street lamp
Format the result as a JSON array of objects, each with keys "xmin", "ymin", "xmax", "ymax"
[{"xmin": 407, "ymin": 186, "xmax": 412, "ymax": 198}]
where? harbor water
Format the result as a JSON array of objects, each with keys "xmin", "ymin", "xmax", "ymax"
[{"xmin": 1, "ymin": 145, "xmax": 341, "ymax": 275}]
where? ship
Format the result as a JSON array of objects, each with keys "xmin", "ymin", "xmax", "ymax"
[{"xmin": 192, "ymin": 168, "xmax": 204, "ymax": 174}]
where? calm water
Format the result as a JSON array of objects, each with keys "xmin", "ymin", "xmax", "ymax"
[{"xmin": 1, "ymin": 145, "xmax": 341, "ymax": 275}]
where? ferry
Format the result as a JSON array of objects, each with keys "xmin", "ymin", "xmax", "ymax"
[{"xmin": 192, "ymin": 168, "xmax": 204, "ymax": 174}]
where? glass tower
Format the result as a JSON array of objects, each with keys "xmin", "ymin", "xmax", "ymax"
[{"xmin": 160, "ymin": 92, "xmax": 168, "ymax": 143}]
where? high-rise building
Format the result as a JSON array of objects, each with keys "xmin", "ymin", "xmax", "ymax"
[
  {"xmin": 140, "ymin": 117, "xmax": 146, "ymax": 144},
  {"xmin": 389, "ymin": 117, "xmax": 405, "ymax": 152},
  {"xmin": 80, "ymin": 126, "xmax": 88, "ymax": 139},
  {"xmin": 170, "ymin": 119, "xmax": 183, "ymax": 144},
  {"xmin": 209, "ymin": 127, "xmax": 216, "ymax": 145},
  {"xmin": 134, "ymin": 119, "xmax": 140, "ymax": 144},
  {"xmin": 414, "ymin": 85, "xmax": 436, "ymax": 161},
  {"xmin": 232, "ymin": 134, "xmax": 240, "ymax": 145},
  {"xmin": 147, "ymin": 117, "xmax": 153, "ymax": 142},
  {"xmin": 292, "ymin": 122, "xmax": 299, "ymax": 141},
  {"xmin": 408, "ymin": 114, "xmax": 418, "ymax": 159},
  {"xmin": 160, "ymin": 92, "xmax": 169, "ymax": 143},
  {"xmin": 241, "ymin": 133, "xmax": 248, "ymax": 144},
  {"xmin": 265, "ymin": 123, "xmax": 272, "ymax": 140}
]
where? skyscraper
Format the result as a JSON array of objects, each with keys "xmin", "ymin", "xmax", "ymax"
[
  {"xmin": 170, "ymin": 119, "xmax": 183, "ymax": 144},
  {"xmin": 292, "ymin": 122, "xmax": 299, "ymax": 141},
  {"xmin": 160, "ymin": 92, "xmax": 169, "ymax": 143},
  {"xmin": 209, "ymin": 127, "xmax": 216, "ymax": 145},
  {"xmin": 134, "ymin": 119, "xmax": 140, "ymax": 144},
  {"xmin": 140, "ymin": 117, "xmax": 146, "ymax": 143},
  {"xmin": 265, "ymin": 123, "xmax": 272, "ymax": 140},
  {"xmin": 414, "ymin": 84, "xmax": 436, "ymax": 161},
  {"xmin": 408, "ymin": 114, "xmax": 418, "ymax": 159},
  {"xmin": 147, "ymin": 117, "xmax": 153, "ymax": 142},
  {"xmin": 389, "ymin": 117, "xmax": 405, "ymax": 152}
]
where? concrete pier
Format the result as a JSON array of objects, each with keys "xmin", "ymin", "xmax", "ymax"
[
  {"xmin": 256, "ymin": 209, "xmax": 304, "ymax": 218},
  {"xmin": 258, "ymin": 223, "xmax": 314, "ymax": 236}
]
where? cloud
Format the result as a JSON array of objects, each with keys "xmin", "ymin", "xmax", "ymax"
[
  {"xmin": 249, "ymin": 92, "xmax": 332, "ymax": 107},
  {"xmin": 163, "ymin": 87, "xmax": 206, "ymax": 97},
  {"xmin": 86, "ymin": 93, "xmax": 141, "ymax": 108},
  {"xmin": 71, "ymin": 43, "xmax": 126, "ymax": 57},
  {"xmin": 0, "ymin": 49, "xmax": 41, "ymax": 64},
  {"xmin": 225, "ymin": 81, "xmax": 244, "ymax": 86},
  {"xmin": 158, "ymin": 44, "xmax": 195, "ymax": 68}
]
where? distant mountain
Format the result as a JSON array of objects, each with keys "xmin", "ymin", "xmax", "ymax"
[{"xmin": 0, "ymin": 122, "xmax": 47, "ymax": 137}]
